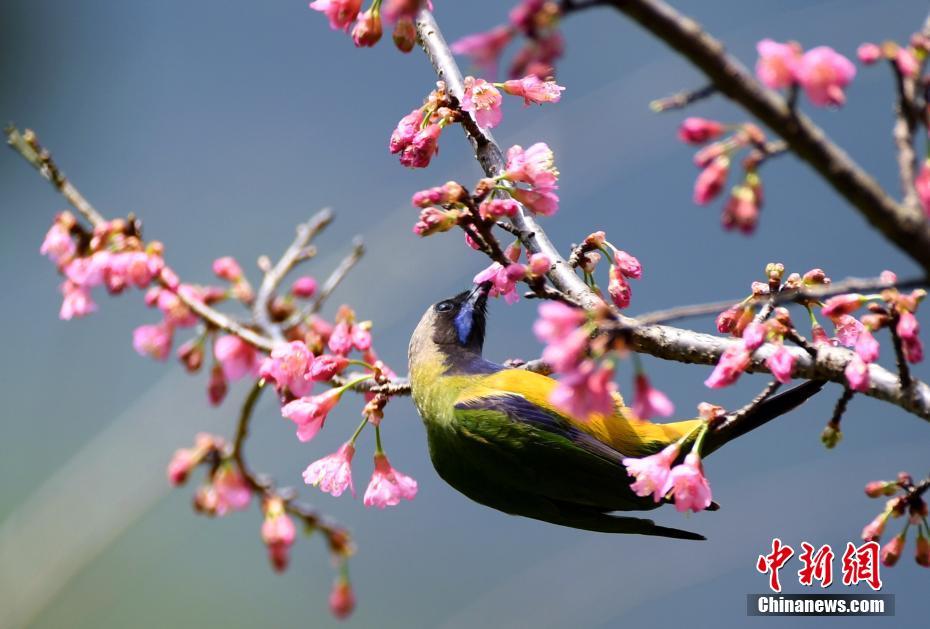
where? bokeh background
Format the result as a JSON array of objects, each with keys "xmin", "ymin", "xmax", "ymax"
[{"xmin": 2, "ymin": 1, "xmax": 929, "ymax": 627}]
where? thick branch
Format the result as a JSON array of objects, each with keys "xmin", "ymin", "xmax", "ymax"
[{"xmin": 569, "ymin": 0, "xmax": 930, "ymax": 273}]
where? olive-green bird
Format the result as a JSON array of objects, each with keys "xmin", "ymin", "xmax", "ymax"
[{"xmin": 408, "ymin": 282, "xmax": 824, "ymax": 540}]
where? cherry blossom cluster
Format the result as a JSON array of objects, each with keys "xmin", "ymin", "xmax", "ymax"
[
  {"xmin": 710, "ymin": 265, "xmax": 925, "ymax": 396},
  {"xmin": 677, "ymin": 119, "xmax": 770, "ymax": 234},
  {"xmin": 37, "ymin": 202, "xmax": 418, "ymax": 619},
  {"xmin": 40, "ymin": 211, "xmax": 165, "ymax": 319},
  {"xmin": 451, "ymin": 0, "xmax": 564, "ymax": 80},
  {"xmin": 622, "ymin": 404, "xmax": 722, "ymax": 513},
  {"xmin": 261, "ymin": 326, "xmax": 419, "ymax": 510},
  {"xmin": 309, "ymin": 0, "xmax": 431, "ymax": 50},
  {"xmin": 390, "ymin": 76, "xmax": 563, "ymax": 168},
  {"xmin": 860, "ymin": 472, "xmax": 930, "ymax": 568},
  {"xmin": 755, "ymin": 40, "xmax": 856, "ymax": 108},
  {"xmin": 569, "ymin": 230, "xmax": 643, "ymax": 309}
]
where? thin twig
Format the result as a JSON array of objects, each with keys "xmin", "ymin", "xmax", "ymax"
[
  {"xmin": 231, "ymin": 380, "xmax": 346, "ymax": 537},
  {"xmin": 634, "ymin": 275, "xmax": 927, "ymax": 326},
  {"xmin": 284, "ymin": 237, "xmax": 365, "ymax": 328},
  {"xmin": 714, "ymin": 380, "xmax": 781, "ymax": 433},
  {"xmin": 889, "ymin": 312, "xmax": 913, "ymax": 390},
  {"xmin": 254, "ymin": 209, "xmax": 333, "ymax": 343},
  {"xmin": 649, "ymin": 84, "xmax": 716, "ymax": 112},
  {"xmin": 6, "ymin": 126, "xmax": 106, "ymax": 226}
]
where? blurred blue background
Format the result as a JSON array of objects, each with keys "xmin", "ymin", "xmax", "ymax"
[{"xmin": 2, "ymin": 1, "xmax": 929, "ymax": 627}]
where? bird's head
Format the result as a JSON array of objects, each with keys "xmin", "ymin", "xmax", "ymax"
[{"xmin": 409, "ymin": 281, "xmax": 492, "ymax": 367}]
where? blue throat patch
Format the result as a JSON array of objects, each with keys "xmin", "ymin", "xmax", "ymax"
[{"xmin": 454, "ymin": 303, "xmax": 474, "ymax": 345}]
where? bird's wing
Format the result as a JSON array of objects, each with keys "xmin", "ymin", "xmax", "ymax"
[
  {"xmin": 449, "ymin": 393, "xmax": 703, "ymax": 538},
  {"xmin": 456, "ymin": 368, "xmax": 700, "ymax": 457}
]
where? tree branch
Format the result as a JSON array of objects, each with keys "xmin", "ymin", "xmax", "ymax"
[
  {"xmin": 283, "ymin": 237, "xmax": 365, "ymax": 329},
  {"xmin": 634, "ymin": 275, "xmax": 928, "ymax": 326},
  {"xmin": 415, "ymin": 10, "xmax": 930, "ymax": 419},
  {"xmin": 566, "ymin": 0, "xmax": 930, "ymax": 274}
]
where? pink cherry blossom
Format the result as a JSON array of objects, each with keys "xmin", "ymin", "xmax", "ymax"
[
  {"xmin": 399, "ymin": 124, "xmax": 442, "ymax": 168},
  {"xmin": 693, "ymin": 156, "xmax": 729, "ymax": 205},
  {"xmin": 450, "ymin": 26, "xmax": 513, "ymax": 78},
  {"xmin": 855, "ymin": 328, "xmax": 880, "ymax": 363},
  {"xmin": 917, "ymin": 160, "xmax": 930, "ymax": 216},
  {"xmin": 474, "ymin": 262, "xmax": 524, "ymax": 304},
  {"xmin": 705, "ymin": 344, "xmax": 752, "ymax": 388},
  {"xmin": 501, "ymin": 75, "xmax": 565, "ymax": 106},
  {"xmin": 622, "ymin": 443, "xmax": 680, "ymax": 502},
  {"xmin": 861, "ymin": 512, "xmax": 888, "ymax": 542},
  {"xmin": 310, "ymin": 354, "xmax": 350, "ymax": 381},
  {"xmin": 833, "ymin": 313, "xmax": 864, "ymax": 346},
  {"xmin": 742, "ymin": 321, "xmax": 766, "ymax": 351},
  {"xmin": 755, "ymin": 39, "xmax": 800, "ymax": 89},
  {"xmin": 462, "ymin": 76, "xmax": 503, "ymax": 129},
  {"xmin": 329, "ymin": 578, "xmax": 356, "ymax": 619},
  {"xmin": 611, "ymin": 249, "xmax": 642, "ymax": 279},
  {"xmin": 261, "ymin": 509, "xmax": 297, "ymax": 572},
  {"xmin": 511, "ymin": 186, "xmax": 559, "ymax": 216},
  {"xmin": 413, "ymin": 207, "xmax": 459, "ymax": 236},
  {"xmin": 677, "ymin": 117, "xmax": 726, "ymax": 144},
  {"xmin": 822, "ymin": 294, "xmax": 865, "ymax": 318},
  {"xmin": 632, "ymin": 373, "xmax": 674, "ymax": 420},
  {"xmin": 794, "ymin": 46, "xmax": 857, "ymax": 107},
  {"xmin": 207, "ymin": 364, "xmax": 228, "ymax": 406},
  {"xmin": 845, "ymin": 355, "xmax": 870, "ymax": 392},
  {"xmin": 390, "ymin": 108, "xmax": 422, "ymax": 154},
  {"xmin": 214, "ymin": 334, "xmax": 261, "ymax": 381},
  {"xmin": 59, "ymin": 281, "xmax": 97, "ymax": 319},
  {"xmin": 303, "ymin": 442, "xmax": 356, "ymax": 497},
  {"xmin": 534, "ymin": 301, "xmax": 585, "ymax": 342},
  {"xmin": 607, "ymin": 265, "xmax": 632, "ymax": 309},
  {"xmin": 662, "ymin": 452, "xmax": 713, "ymax": 513},
  {"xmin": 212, "ymin": 465, "xmax": 252, "ymax": 515},
  {"xmin": 479, "ymin": 198, "xmax": 519, "ymax": 220},
  {"xmin": 133, "ymin": 323, "xmax": 173, "ymax": 361},
  {"xmin": 167, "ymin": 448, "xmax": 199, "ymax": 486},
  {"xmin": 212, "ymin": 256, "xmax": 243, "ymax": 282},
  {"xmin": 722, "ymin": 185, "xmax": 760, "ymax": 234},
  {"xmin": 328, "ymin": 321, "xmax": 354, "ymax": 355},
  {"xmin": 857, "ymin": 43, "xmax": 881, "ymax": 64},
  {"xmin": 309, "ymin": 0, "xmax": 363, "ymax": 32},
  {"xmin": 896, "ymin": 48, "xmax": 919, "ymax": 78},
  {"xmin": 64, "ymin": 252, "xmax": 109, "ymax": 287},
  {"xmin": 766, "ymin": 345, "xmax": 795, "ymax": 383},
  {"xmin": 352, "ymin": 7, "xmax": 382, "ymax": 47},
  {"xmin": 363, "ymin": 453, "xmax": 418, "ymax": 508},
  {"xmin": 260, "ymin": 341, "xmax": 314, "ymax": 397},
  {"xmin": 157, "ymin": 288, "xmax": 198, "ymax": 327},
  {"xmin": 291, "ymin": 276, "xmax": 318, "ymax": 298},
  {"xmin": 528, "ymin": 253, "xmax": 551, "ymax": 275},
  {"xmin": 281, "ymin": 389, "xmax": 342, "ymax": 442},
  {"xmin": 382, "ymin": 0, "xmax": 431, "ymax": 24},
  {"xmin": 40, "ymin": 222, "xmax": 76, "ymax": 265},
  {"xmin": 881, "ymin": 533, "xmax": 905, "ymax": 567},
  {"xmin": 504, "ymin": 143, "xmax": 559, "ymax": 191},
  {"xmin": 550, "ymin": 360, "xmax": 617, "ymax": 420},
  {"xmin": 898, "ymin": 311, "xmax": 923, "ymax": 363}
]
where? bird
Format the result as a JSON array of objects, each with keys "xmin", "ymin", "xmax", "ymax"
[{"xmin": 408, "ymin": 281, "xmax": 825, "ymax": 540}]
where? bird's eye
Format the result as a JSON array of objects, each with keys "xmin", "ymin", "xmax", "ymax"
[{"xmin": 436, "ymin": 301, "xmax": 454, "ymax": 313}]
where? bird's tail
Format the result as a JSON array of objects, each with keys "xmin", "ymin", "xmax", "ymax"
[{"xmin": 702, "ymin": 379, "xmax": 827, "ymax": 456}]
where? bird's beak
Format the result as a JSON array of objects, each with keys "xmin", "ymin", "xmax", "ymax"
[{"xmin": 467, "ymin": 281, "xmax": 492, "ymax": 308}]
